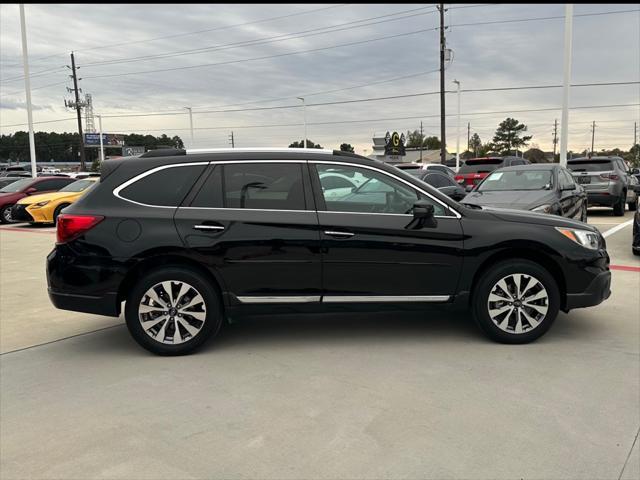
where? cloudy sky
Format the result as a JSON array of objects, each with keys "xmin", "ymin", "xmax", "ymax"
[{"xmin": 0, "ymin": 3, "xmax": 638, "ymax": 155}]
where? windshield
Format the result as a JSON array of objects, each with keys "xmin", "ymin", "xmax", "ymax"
[
  {"xmin": 477, "ymin": 170, "xmax": 553, "ymax": 192},
  {"xmin": 458, "ymin": 159, "xmax": 503, "ymax": 174},
  {"xmin": 59, "ymin": 179, "xmax": 95, "ymax": 192},
  {"xmin": 567, "ymin": 160, "xmax": 613, "ymax": 172},
  {"xmin": 0, "ymin": 178, "xmax": 32, "ymax": 193}
]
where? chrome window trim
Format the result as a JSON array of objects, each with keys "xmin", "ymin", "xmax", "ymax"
[
  {"xmin": 186, "ymin": 147, "xmax": 333, "ymax": 155},
  {"xmin": 113, "ymin": 158, "xmax": 463, "ymax": 219},
  {"xmin": 311, "ymin": 160, "xmax": 462, "ymax": 219}
]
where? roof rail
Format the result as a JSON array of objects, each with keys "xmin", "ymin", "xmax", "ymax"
[
  {"xmin": 185, "ymin": 147, "xmax": 333, "ymax": 155},
  {"xmin": 139, "ymin": 148, "xmax": 186, "ymax": 158}
]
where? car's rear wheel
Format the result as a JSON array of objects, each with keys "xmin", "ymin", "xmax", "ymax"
[
  {"xmin": 628, "ymin": 197, "xmax": 638, "ymax": 211},
  {"xmin": 472, "ymin": 259, "xmax": 559, "ymax": 344},
  {"xmin": 124, "ymin": 266, "xmax": 223, "ymax": 355},
  {"xmin": 613, "ymin": 193, "xmax": 626, "ymax": 216},
  {"xmin": 0, "ymin": 204, "xmax": 15, "ymax": 224}
]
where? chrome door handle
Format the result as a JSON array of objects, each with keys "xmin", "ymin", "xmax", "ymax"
[
  {"xmin": 324, "ymin": 230, "xmax": 354, "ymax": 238},
  {"xmin": 193, "ymin": 224, "xmax": 225, "ymax": 231}
]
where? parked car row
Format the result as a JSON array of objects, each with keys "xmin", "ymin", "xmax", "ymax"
[{"xmin": 0, "ymin": 176, "xmax": 92, "ymax": 224}]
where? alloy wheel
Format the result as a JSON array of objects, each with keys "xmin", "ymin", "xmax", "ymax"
[
  {"xmin": 138, "ymin": 280, "xmax": 207, "ymax": 344},
  {"xmin": 2, "ymin": 207, "xmax": 12, "ymax": 222},
  {"xmin": 486, "ymin": 273, "xmax": 549, "ymax": 334}
]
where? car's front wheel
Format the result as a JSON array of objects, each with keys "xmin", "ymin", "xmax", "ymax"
[
  {"xmin": 472, "ymin": 259, "xmax": 560, "ymax": 344},
  {"xmin": 124, "ymin": 266, "xmax": 223, "ymax": 355},
  {"xmin": 0, "ymin": 204, "xmax": 15, "ymax": 224}
]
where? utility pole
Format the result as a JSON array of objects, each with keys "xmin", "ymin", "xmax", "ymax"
[
  {"xmin": 97, "ymin": 114, "xmax": 104, "ymax": 163},
  {"xmin": 419, "ymin": 121, "xmax": 423, "ymax": 162},
  {"xmin": 228, "ymin": 131, "xmax": 235, "ymax": 148},
  {"xmin": 552, "ymin": 119, "xmax": 558, "ymax": 161},
  {"xmin": 635, "ymin": 122, "xmax": 638, "ymax": 164},
  {"xmin": 590, "ymin": 120, "xmax": 596, "ymax": 155},
  {"xmin": 453, "ymin": 79, "xmax": 461, "ymax": 171},
  {"xmin": 437, "ymin": 3, "xmax": 447, "ymax": 165},
  {"xmin": 297, "ymin": 97, "xmax": 307, "ymax": 148},
  {"xmin": 69, "ymin": 52, "xmax": 86, "ymax": 170},
  {"xmin": 19, "ymin": 4, "xmax": 37, "ymax": 178},
  {"xmin": 559, "ymin": 4, "xmax": 573, "ymax": 167},
  {"xmin": 467, "ymin": 122, "xmax": 470, "ymax": 152},
  {"xmin": 184, "ymin": 107, "xmax": 194, "ymax": 148}
]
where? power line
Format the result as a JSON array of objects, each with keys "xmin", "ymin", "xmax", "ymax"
[
  {"xmin": 0, "ymin": 66, "xmax": 65, "ymax": 84},
  {"xmin": 82, "ymin": 27, "xmax": 440, "ymax": 80},
  {"xmin": 0, "ymin": 80, "xmax": 69, "ymax": 98},
  {"xmin": 81, "ymin": 6, "xmax": 439, "ymax": 68}
]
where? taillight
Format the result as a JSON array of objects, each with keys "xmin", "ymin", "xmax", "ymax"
[
  {"xmin": 600, "ymin": 173, "xmax": 619, "ymax": 180},
  {"xmin": 56, "ymin": 214, "xmax": 104, "ymax": 243},
  {"xmin": 455, "ymin": 175, "xmax": 464, "ymax": 184}
]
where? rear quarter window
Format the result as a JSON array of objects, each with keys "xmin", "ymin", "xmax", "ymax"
[{"xmin": 118, "ymin": 164, "xmax": 206, "ymax": 206}]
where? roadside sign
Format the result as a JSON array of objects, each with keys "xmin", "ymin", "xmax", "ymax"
[
  {"xmin": 123, "ymin": 146, "xmax": 145, "ymax": 156},
  {"xmin": 84, "ymin": 133, "xmax": 124, "ymax": 147}
]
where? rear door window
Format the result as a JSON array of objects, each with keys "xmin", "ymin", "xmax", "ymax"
[
  {"xmin": 223, "ymin": 163, "xmax": 307, "ymax": 210},
  {"xmin": 33, "ymin": 178, "xmax": 73, "ymax": 192},
  {"xmin": 119, "ymin": 165, "xmax": 206, "ymax": 206},
  {"xmin": 458, "ymin": 159, "xmax": 503, "ymax": 174}
]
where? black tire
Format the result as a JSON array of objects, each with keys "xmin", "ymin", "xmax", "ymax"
[
  {"xmin": 628, "ymin": 198, "xmax": 638, "ymax": 212},
  {"xmin": 580, "ymin": 204, "xmax": 588, "ymax": 223},
  {"xmin": 613, "ymin": 193, "xmax": 625, "ymax": 216},
  {"xmin": 472, "ymin": 259, "xmax": 560, "ymax": 344},
  {"xmin": 0, "ymin": 204, "xmax": 15, "ymax": 224},
  {"xmin": 125, "ymin": 266, "xmax": 223, "ymax": 355},
  {"xmin": 53, "ymin": 204, "xmax": 69, "ymax": 225}
]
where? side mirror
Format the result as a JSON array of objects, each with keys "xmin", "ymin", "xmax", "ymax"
[
  {"xmin": 25, "ymin": 187, "xmax": 37, "ymax": 194},
  {"xmin": 465, "ymin": 185, "xmax": 474, "ymax": 193},
  {"xmin": 413, "ymin": 200, "xmax": 435, "ymax": 219},
  {"xmin": 632, "ymin": 168, "xmax": 639, "ymax": 175},
  {"xmin": 406, "ymin": 200, "xmax": 437, "ymax": 230}
]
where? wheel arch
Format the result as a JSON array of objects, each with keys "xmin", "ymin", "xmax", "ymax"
[
  {"xmin": 469, "ymin": 246, "xmax": 567, "ymax": 311},
  {"xmin": 118, "ymin": 252, "xmax": 226, "ymax": 308}
]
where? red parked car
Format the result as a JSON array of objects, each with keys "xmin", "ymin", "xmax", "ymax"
[
  {"xmin": 455, "ymin": 156, "xmax": 531, "ymax": 188},
  {"xmin": 0, "ymin": 176, "xmax": 75, "ymax": 223}
]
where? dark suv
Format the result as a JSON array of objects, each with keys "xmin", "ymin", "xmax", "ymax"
[
  {"xmin": 47, "ymin": 148, "xmax": 611, "ymax": 355},
  {"xmin": 567, "ymin": 156, "xmax": 637, "ymax": 215}
]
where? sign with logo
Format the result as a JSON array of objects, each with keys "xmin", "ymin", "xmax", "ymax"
[
  {"xmin": 384, "ymin": 131, "xmax": 406, "ymax": 156},
  {"xmin": 84, "ymin": 133, "xmax": 125, "ymax": 147},
  {"xmin": 123, "ymin": 146, "xmax": 145, "ymax": 156}
]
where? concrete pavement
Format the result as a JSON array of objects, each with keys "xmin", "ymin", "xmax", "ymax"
[{"xmin": 0, "ymin": 209, "xmax": 638, "ymax": 479}]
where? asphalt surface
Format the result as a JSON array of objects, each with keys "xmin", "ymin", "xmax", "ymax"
[{"xmin": 1, "ymin": 208, "xmax": 638, "ymax": 479}]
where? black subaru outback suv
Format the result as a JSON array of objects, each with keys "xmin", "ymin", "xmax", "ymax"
[{"xmin": 47, "ymin": 148, "xmax": 611, "ymax": 355}]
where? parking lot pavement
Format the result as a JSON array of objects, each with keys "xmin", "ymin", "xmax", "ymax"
[{"xmin": 1, "ymin": 211, "xmax": 638, "ymax": 479}]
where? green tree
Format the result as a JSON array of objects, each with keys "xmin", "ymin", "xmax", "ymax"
[
  {"xmin": 405, "ymin": 130, "xmax": 441, "ymax": 149},
  {"xmin": 339, "ymin": 143, "xmax": 355, "ymax": 153},
  {"xmin": 469, "ymin": 133, "xmax": 482, "ymax": 156},
  {"xmin": 492, "ymin": 118, "xmax": 532, "ymax": 154},
  {"xmin": 523, "ymin": 148, "xmax": 548, "ymax": 163},
  {"xmin": 288, "ymin": 139, "xmax": 323, "ymax": 149}
]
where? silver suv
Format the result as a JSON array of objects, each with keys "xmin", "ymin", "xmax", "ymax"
[{"xmin": 567, "ymin": 156, "xmax": 638, "ymax": 216}]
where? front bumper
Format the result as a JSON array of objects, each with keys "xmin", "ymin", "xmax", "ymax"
[
  {"xmin": 10, "ymin": 204, "xmax": 33, "ymax": 222},
  {"xmin": 565, "ymin": 270, "xmax": 611, "ymax": 310}
]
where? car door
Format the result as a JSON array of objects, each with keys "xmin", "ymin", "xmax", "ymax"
[
  {"xmin": 174, "ymin": 160, "xmax": 322, "ymax": 303},
  {"xmin": 310, "ymin": 161, "xmax": 464, "ymax": 301}
]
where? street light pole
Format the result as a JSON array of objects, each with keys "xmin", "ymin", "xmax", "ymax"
[
  {"xmin": 559, "ymin": 4, "xmax": 574, "ymax": 167},
  {"xmin": 97, "ymin": 114, "xmax": 104, "ymax": 163},
  {"xmin": 185, "ymin": 107, "xmax": 194, "ymax": 148},
  {"xmin": 297, "ymin": 97, "xmax": 307, "ymax": 148},
  {"xmin": 19, "ymin": 4, "xmax": 37, "ymax": 178},
  {"xmin": 453, "ymin": 79, "xmax": 461, "ymax": 172}
]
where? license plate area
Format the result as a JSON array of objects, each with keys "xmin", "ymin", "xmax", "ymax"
[{"xmin": 577, "ymin": 176, "xmax": 591, "ymax": 184}]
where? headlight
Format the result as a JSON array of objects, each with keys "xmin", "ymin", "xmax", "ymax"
[
  {"xmin": 531, "ymin": 204, "xmax": 552, "ymax": 213},
  {"xmin": 33, "ymin": 200, "xmax": 50, "ymax": 208},
  {"xmin": 555, "ymin": 227, "xmax": 601, "ymax": 250}
]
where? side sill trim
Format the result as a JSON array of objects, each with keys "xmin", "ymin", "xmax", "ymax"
[
  {"xmin": 237, "ymin": 296, "xmax": 321, "ymax": 304},
  {"xmin": 322, "ymin": 295, "xmax": 451, "ymax": 303}
]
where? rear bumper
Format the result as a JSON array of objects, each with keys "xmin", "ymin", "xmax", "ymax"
[
  {"xmin": 48, "ymin": 289, "xmax": 120, "ymax": 317},
  {"xmin": 587, "ymin": 192, "xmax": 619, "ymax": 207},
  {"xmin": 564, "ymin": 270, "xmax": 611, "ymax": 310}
]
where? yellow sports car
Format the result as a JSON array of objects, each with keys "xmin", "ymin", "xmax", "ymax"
[{"xmin": 15, "ymin": 178, "xmax": 98, "ymax": 224}]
